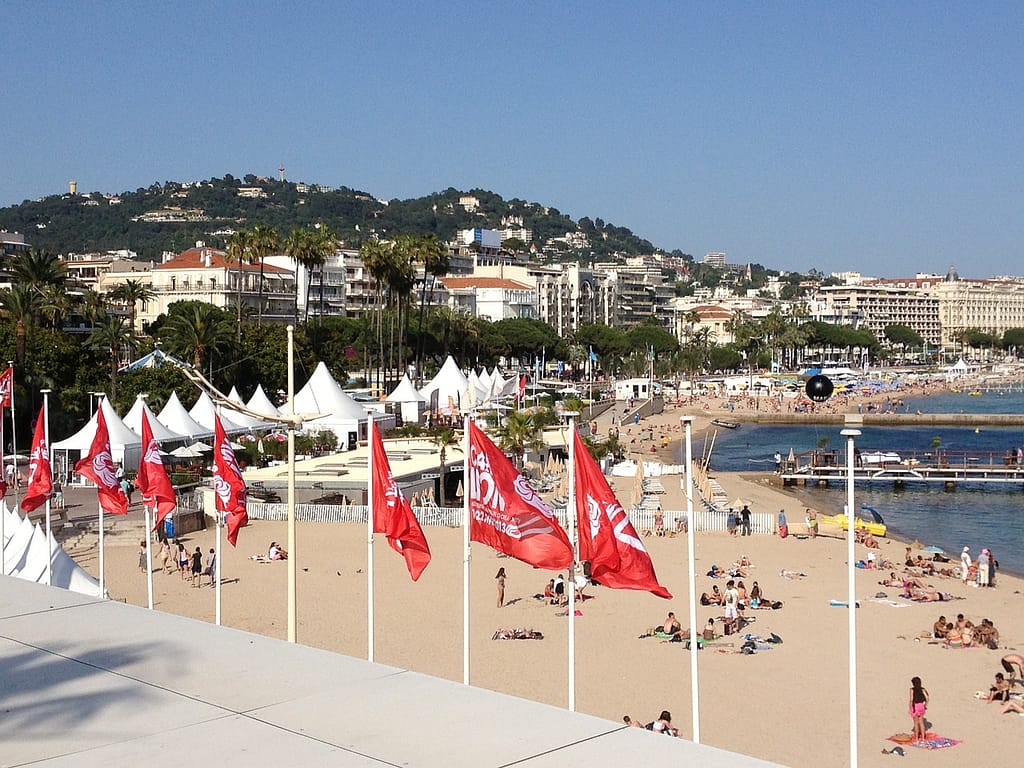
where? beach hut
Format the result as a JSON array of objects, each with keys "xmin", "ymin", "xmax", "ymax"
[{"xmin": 385, "ymin": 374, "xmax": 427, "ymax": 426}]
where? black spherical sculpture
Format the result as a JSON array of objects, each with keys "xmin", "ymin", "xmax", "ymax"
[{"xmin": 805, "ymin": 374, "xmax": 834, "ymax": 403}]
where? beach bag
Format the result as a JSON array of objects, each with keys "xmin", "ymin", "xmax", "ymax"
[
  {"xmin": 724, "ymin": 621, "xmax": 735, "ymax": 636},
  {"xmin": 772, "ymin": 601, "xmax": 783, "ymax": 610}
]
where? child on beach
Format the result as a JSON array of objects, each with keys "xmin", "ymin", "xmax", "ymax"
[
  {"xmin": 908, "ymin": 676, "xmax": 929, "ymax": 742},
  {"xmin": 138, "ymin": 541, "xmax": 147, "ymax": 573},
  {"xmin": 496, "ymin": 567, "xmax": 506, "ymax": 607}
]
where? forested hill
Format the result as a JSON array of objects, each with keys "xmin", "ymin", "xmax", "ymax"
[{"xmin": 0, "ymin": 175, "xmax": 668, "ymax": 262}]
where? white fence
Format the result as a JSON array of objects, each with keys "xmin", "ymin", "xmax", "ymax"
[{"xmin": 246, "ymin": 502, "xmax": 777, "ymax": 535}]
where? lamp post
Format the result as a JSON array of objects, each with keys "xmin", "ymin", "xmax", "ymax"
[
  {"xmin": 681, "ymin": 415, "xmax": 700, "ymax": 743},
  {"xmin": 841, "ymin": 417, "xmax": 862, "ymax": 768}
]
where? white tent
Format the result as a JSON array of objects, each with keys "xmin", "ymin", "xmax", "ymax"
[
  {"xmin": 224, "ymin": 386, "xmax": 274, "ymax": 431},
  {"xmin": 246, "ymin": 384, "xmax": 282, "ymax": 419},
  {"xmin": 189, "ymin": 392, "xmax": 248, "ymax": 435},
  {"xmin": 2, "ymin": 502, "xmax": 102, "ymax": 597},
  {"xmin": 122, "ymin": 395, "xmax": 186, "ymax": 444},
  {"xmin": 385, "ymin": 373, "xmax": 427, "ymax": 425},
  {"xmin": 157, "ymin": 392, "xmax": 214, "ymax": 441},
  {"xmin": 52, "ymin": 397, "xmax": 143, "ymax": 474},
  {"xmin": 294, "ymin": 362, "xmax": 369, "ymax": 449},
  {"xmin": 420, "ymin": 356, "xmax": 470, "ymax": 414}
]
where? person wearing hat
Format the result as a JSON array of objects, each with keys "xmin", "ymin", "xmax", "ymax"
[
  {"xmin": 978, "ymin": 548, "xmax": 991, "ymax": 587},
  {"xmin": 960, "ymin": 546, "xmax": 972, "ymax": 585}
]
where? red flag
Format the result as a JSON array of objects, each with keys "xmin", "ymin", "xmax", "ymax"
[
  {"xmin": 212, "ymin": 415, "xmax": 247, "ymax": 546},
  {"xmin": 0, "ymin": 365, "xmax": 12, "ymax": 409},
  {"xmin": 573, "ymin": 429, "xmax": 671, "ymax": 598},
  {"xmin": 74, "ymin": 406, "xmax": 129, "ymax": 516},
  {"xmin": 468, "ymin": 420, "xmax": 572, "ymax": 569},
  {"xmin": 136, "ymin": 410, "xmax": 177, "ymax": 532},
  {"xmin": 21, "ymin": 409, "xmax": 53, "ymax": 513},
  {"xmin": 370, "ymin": 421, "xmax": 431, "ymax": 580},
  {"xmin": 518, "ymin": 375, "xmax": 527, "ymax": 401}
]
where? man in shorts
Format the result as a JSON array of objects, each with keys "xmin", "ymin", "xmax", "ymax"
[{"xmin": 724, "ymin": 579, "xmax": 740, "ymax": 632}]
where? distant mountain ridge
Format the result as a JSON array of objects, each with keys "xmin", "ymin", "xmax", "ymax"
[{"xmin": 0, "ymin": 174, "xmax": 679, "ymax": 263}]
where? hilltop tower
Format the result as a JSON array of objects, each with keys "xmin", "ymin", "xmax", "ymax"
[
  {"xmin": 69, "ymin": 180, "xmax": 77, "ymax": 195},
  {"xmin": 278, "ymin": 164, "xmax": 285, "ymax": 181}
]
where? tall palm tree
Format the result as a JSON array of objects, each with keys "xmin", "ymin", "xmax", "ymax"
[
  {"xmin": 79, "ymin": 288, "xmax": 108, "ymax": 330},
  {"xmin": 312, "ymin": 224, "xmax": 338, "ymax": 327},
  {"xmin": 0, "ymin": 285, "xmax": 38, "ymax": 362},
  {"xmin": 109, "ymin": 278, "xmax": 156, "ymax": 333},
  {"xmin": 9, "ymin": 250, "xmax": 67, "ymax": 287},
  {"xmin": 360, "ymin": 237, "xmax": 392, "ymax": 391},
  {"xmin": 248, "ymin": 224, "xmax": 281, "ymax": 327},
  {"xmin": 284, "ymin": 227, "xmax": 314, "ymax": 324},
  {"xmin": 158, "ymin": 304, "xmax": 234, "ymax": 373},
  {"xmin": 432, "ymin": 427, "xmax": 461, "ymax": 505},
  {"xmin": 88, "ymin": 313, "xmax": 136, "ymax": 401},
  {"xmin": 497, "ymin": 411, "xmax": 543, "ymax": 468},
  {"xmin": 412, "ymin": 234, "xmax": 450, "ymax": 382},
  {"xmin": 38, "ymin": 284, "xmax": 74, "ymax": 329},
  {"xmin": 225, "ymin": 228, "xmax": 252, "ymax": 341}
]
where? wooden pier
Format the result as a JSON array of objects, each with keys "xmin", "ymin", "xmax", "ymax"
[{"xmin": 780, "ymin": 448, "xmax": 1024, "ymax": 490}]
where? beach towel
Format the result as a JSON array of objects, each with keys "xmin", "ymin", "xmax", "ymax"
[
  {"xmin": 888, "ymin": 733, "xmax": 961, "ymax": 750},
  {"xmin": 830, "ymin": 599, "xmax": 861, "ymax": 607},
  {"xmin": 869, "ymin": 598, "xmax": 912, "ymax": 608}
]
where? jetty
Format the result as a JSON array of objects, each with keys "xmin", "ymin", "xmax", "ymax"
[
  {"xmin": 744, "ymin": 412, "xmax": 1024, "ymax": 427},
  {"xmin": 781, "ymin": 448, "xmax": 1024, "ymax": 490}
]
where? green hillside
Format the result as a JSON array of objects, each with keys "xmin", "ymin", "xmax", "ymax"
[{"xmin": 0, "ymin": 175, "xmax": 664, "ymax": 262}]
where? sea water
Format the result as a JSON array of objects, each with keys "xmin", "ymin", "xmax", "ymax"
[{"xmin": 698, "ymin": 389, "xmax": 1024, "ymax": 574}]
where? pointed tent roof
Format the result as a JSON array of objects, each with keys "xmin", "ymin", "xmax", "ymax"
[
  {"xmin": 189, "ymin": 391, "xmax": 249, "ymax": 435},
  {"xmin": 156, "ymin": 392, "xmax": 214, "ymax": 440},
  {"xmin": 477, "ymin": 367, "xmax": 492, "ymax": 392},
  {"xmin": 419, "ymin": 356, "xmax": 470, "ymax": 409},
  {"xmin": 246, "ymin": 384, "xmax": 281, "ymax": 418},
  {"xmin": 118, "ymin": 347, "xmax": 191, "ymax": 372},
  {"xmin": 52, "ymin": 397, "xmax": 143, "ymax": 453},
  {"xmin": 386, "ymin": 373, "xmax": 427, "ymax": 403},
  {"xmin": 123, "ymin": 395, "xmax": 186, "ymax": 443},
  {"xmin": 2, "ymin": 503, "xmax": 102, "ymax": 596},
  {"xmin": 221, "ymin": 386, "xmax": 271, "ymax": 430},
  {"xmin": 294, "ymin": 362, "xmax": 367, "ymax": 422}
]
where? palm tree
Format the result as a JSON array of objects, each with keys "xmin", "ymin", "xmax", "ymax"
[
  {"xmin": 158, "ymin": 304, "xmax": 234, "ymax": 373},
  {"xmin": 38, "ymin": 284, "xmax": 74, "ymax": 329},
  {"xmin": 412, "ymin": 234, "xmax": 450, "ymax": 382},
  {"xmin": 88, "ymin": 313, "xmax": 136, "ymax": 401},
  {"xmin": 109, "ymin": 279, "xmax": 156, "ymax": 333},
  {"xmin": 360, "ymin": 237, "xmax": 393, "ymax": 391},
  {"xmin": 432, "ymin": 427, "xmax": 462, "ymax": 505},
  {"xmin": 312, "ymin": 225, "xmax": 338, "ymax": 327},
  {"xmin": 284, "ymin": 227, "xmax": 314, "ymax": 324},
  {"xmin": 79, "ymin": 288, "xmax": 108, "ymax": 330},
  {"xmin": 0, "ymin": 285, "xmax": 38, "ymax": 362},
  {"xmin": 9, "ymin": 250, "xmax": 66, "ymax": 287},
  {"xmin": 497, "ymin": 411, "xmax": 543, "ymax": 468},
  {"xmin": 225, "ymin": 228, "xmax": 252, "ymax": 340},
  {"xmin": 248, "ymin": 224, "xmax": 281, "ymax": 327}
]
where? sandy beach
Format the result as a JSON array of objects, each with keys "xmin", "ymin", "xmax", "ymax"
[{"xmin": 56, "ymin": 383, "xmax": 1024, "ymax": 767}]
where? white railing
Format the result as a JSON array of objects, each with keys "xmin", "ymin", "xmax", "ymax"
[{"xmin": 246, "ymin": 502, "xmax": 776, "ymax": 535}]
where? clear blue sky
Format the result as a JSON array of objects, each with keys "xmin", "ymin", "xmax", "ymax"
[{"xmin": 3, "ymin": 2, "xmax": 1021, "ymax": 278}]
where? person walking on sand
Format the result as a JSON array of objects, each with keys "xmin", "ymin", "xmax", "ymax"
[
  {"xmin": 806, "ymin": 508, "xmax": 818, "ymax": 539},
  {"xmin": 908, "ymin": 676, "xmax": 929, "ymax": 743},
  {"xmin": 960, "ymin": 546, "xmax": 972, "ymax": 584},
  {"xmin": 158, "ymin": 539, "xmax": 172, "ymax": 574},
  {"xmin": 495, "ymin": 567, "xmax": 506, "ymax": 607},
  {"xmin": 740, "ymin": 505, "xmax": 752, "ymax": 536},
  {"xmin": 138, "ymin": 541, "xmax": 147, "ymax": 573}
]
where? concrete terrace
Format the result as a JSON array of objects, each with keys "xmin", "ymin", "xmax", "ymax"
[{"xmin": 0, "ymin": 578, "xmax": 784, "ymax": 768}]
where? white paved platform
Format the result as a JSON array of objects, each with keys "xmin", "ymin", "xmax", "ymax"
[{"xmin": 0, "ymin": 578, "xmax": 785, "ymax": 767}]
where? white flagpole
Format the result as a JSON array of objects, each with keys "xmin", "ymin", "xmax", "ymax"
[
  {"xmin": 41, "ymin": 389, "xmax": 52, "ymax": 586},
  {"xmin": 462, "ymin": 413, "xmax": 471, "ymax": 685},
  {"xmin": 215, "ymin": 511, "xmax": 222, "ymax": 625},
  {"xmin": 367, "ymin": 421, "xmax": 375, "ymax": 663},
  {"xmin": 567, "ymin": 417, "xmax": 577, "ymax": 712},
  {"xmin": 682, "ymin": 415, "xmax": 700, "ymax": 743},
  {"xmin": 0, "ymin": 404, "xmax": 5, "ymax": 575},
  {"xmin": 9, "ymin": 361, "xmax": 19, "ymax": 506},
  {"xmin": 286, "ymin": 325, "xmax": 297, "ymax": 643},
  {"xmin": 145, "ymin": 504, "xmax": 153, "ymax": 609},
  {"xmin": 98, "ymin": 499, "xmax": 105, "ymax": 598},
  {"xmin": 842, "ymin": 423, "xmax": 862, "ymax": 768}
]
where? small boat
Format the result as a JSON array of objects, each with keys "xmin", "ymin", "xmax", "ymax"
[
  {"xmin": 968, "ymin": 390, "xmax": 982, "ymax": 396},
  {"xmin": 823, "ymin": 504, "xmax": 887, "ymax": 537},
  {"xmin": 711, "ymin": 419, "xmax": 740, "ymax": 429}
]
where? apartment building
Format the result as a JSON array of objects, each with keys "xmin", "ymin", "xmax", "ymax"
[{"xmin": 815, "ymin": 284, "xmax": 941, "ymax": 347}]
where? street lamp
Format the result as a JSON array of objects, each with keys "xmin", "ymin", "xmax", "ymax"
[
  {"xmin": 680, "ymin": 415, "xmax": 700, "ymax": 743},
  {"xmin": 841, "ymin": 418, "xmax": 862, "ymax": 768}
]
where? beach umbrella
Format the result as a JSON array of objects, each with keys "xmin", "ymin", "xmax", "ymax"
[
  {"xmin": 455, "ymin": 479, "xmax": 464, "ymax": 498},
  {"xmin": 729, "ymin": 497, "xmax": 753, "ymax": 510}
]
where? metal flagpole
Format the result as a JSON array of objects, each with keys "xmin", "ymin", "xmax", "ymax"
[
  {"xmin": 97, "ymin": 396, "xmax": 105, "ymax": 598},
  {"xmin": 842, "ymin": 419, "xmax": 863, "ymax": 768},
  {"xmin": 9, "ymin": 361, "xmax": 19, "ymax": 506},
  {"xmin": 462, "ymin": 413, "xmax": 471, "ymax": 685},
  {"xmin": 367, "ymin": 421, "xmax": 375, "ymax": 663},
  {"xmin": 287, "ymin": 326, "xmax": 297, "ymax": 643},
  {"xmin": 567, "ymin": 416, "xmax": 577, "ymax": 712},
  {"xmin": 41, "ymin": 389, "xmax": 52, "ymax": 587},
  {"xmin": 1, "ymin": 393, "xmax": 6, "ymax": 575},
  {"xmin": 144, "ymin": 503, "xmax": 153, "ymax": 608},
  {"xmin": 682, "ymin": 415, "xmax": 700, "ymax": 742},
  {"xmin": 215, "ymin": 510, "xmax": 222, "ymax": 625}
]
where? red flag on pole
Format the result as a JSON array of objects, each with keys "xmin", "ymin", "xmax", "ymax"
[
  {"xmin": 467, "ymin": 420, "xmax": 572, "ymax": 569},
  {"xmin": 136, "ymin": 410, "xmax": 177, "ymax": 532},
  {"xmin": 212, "ymin": 415, "xmax": 247, "ymax": 546},
  {"xmin": 75, "ymin": 406, "xmax": 129, "ymax": 516},
  {"xmin": 20, "ymin": 408, "xmax": 53, "ymax": 513},
  {"xmin": 573, "ymin": 429, "xmax": 672, "ymax": 598},
  {"xmin": 370, "ymin": 420, "xmax": 431, "ymax": 580},
  {"xmin": 0, "ymin": 365, "xmax": 13, "ymax": 409}
]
